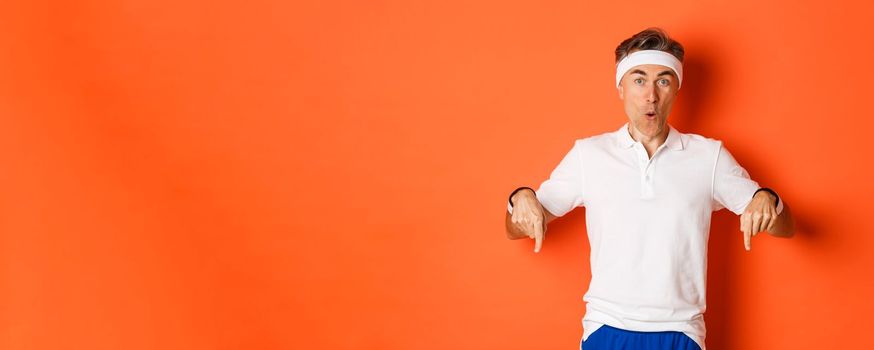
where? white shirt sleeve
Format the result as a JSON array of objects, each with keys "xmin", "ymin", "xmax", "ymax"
[
  {"xmin": 533, "ymin": 140, "xmax": 586, "ymax": 217},
  {"xmin": 712, "ymin": 143, "xmax": 761, "ymax": 215}
]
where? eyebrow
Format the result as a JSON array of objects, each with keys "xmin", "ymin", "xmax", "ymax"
[{"xmin": 629, "ymin": 69, "xmax": 676, "ymax": 79}]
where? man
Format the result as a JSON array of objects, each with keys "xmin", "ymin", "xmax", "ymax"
[{"xmin": 504, "ymin": 28, "xmax": 795, "ymax": 350}]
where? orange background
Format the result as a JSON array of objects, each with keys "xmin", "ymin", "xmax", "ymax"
[{"xmin": 1, "ymin": 0, "xmax": 872, "ymax": 349}]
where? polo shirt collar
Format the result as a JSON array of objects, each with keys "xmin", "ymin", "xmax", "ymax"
[{"xmin": 615, "ymin": 122, "xmax": 684, "ymax": 151}]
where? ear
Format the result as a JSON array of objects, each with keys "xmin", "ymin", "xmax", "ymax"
[{"xmin": 617, "ymin": 84, "xmax": 625, "ymax": 100}]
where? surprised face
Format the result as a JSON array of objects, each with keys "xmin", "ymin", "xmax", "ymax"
[{"xmin": 618, "ymin": 64, "xmax": 679, "ymax": 139}]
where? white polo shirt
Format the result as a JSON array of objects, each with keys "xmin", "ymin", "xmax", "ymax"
[{"xmin": 533, "ymin": 123, "xmax": 767, "ymax": 350}]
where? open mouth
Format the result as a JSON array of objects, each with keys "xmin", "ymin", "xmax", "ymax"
[{"xmin": 645, "ymin": 112, "xmax": 657, "ymax": 119}]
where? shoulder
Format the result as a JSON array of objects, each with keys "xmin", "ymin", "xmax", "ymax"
[
  {"xmin": 570, "ymin": 128, "xmax": 622, "ymax": 150},
  {"xmin": 679, "ymin": 130, "xmax": 724, "ymax": 152},
  {"xmin": 682, "ymin": 131, "xmax": 720, "ymax": 146},
  {"xmin": 678, "ymin": 131, "xmax": 747, "ymax": 169}
]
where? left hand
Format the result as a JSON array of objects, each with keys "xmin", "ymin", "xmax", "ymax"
[{"xmin": 740, "ymin": 191, "xmax": 778, "ymax": 251}]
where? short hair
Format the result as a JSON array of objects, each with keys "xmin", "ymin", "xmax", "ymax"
[{"xmin": 614, "ymin": 28, "xmax": 685, "ymax": 63}]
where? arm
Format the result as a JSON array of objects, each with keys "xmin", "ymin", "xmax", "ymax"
[
  {"xmin": 713, "ymin": 144, "xmax": 794, "ymax": 250},
  {"xmin": 503, "ymin": 140, "xmax": 584, "ymax": 252}
]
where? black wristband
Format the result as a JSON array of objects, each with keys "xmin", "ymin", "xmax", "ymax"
[
  {"xmin": 753, "ymin": 187, "xmax": 780, "ymax": 207},
  {"xmin": 508, "ymin": 186, "xmax": 535, "ymax": 208}
]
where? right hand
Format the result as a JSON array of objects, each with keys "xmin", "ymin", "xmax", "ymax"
[{"xmin": 510, "ymin": 189, "xmax": 547, "ymax": 253}]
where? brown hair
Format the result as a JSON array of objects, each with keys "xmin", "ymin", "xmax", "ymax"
[{"xmin": 614, "ymin": 28, "xmax": 685, "ymax": 63}]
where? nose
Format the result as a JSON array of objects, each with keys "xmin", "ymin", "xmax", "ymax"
[{"xmin": 645, "ymin": 83, "xmax": 659, "ymax": 104}]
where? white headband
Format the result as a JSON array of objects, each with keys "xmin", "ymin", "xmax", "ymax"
[{"xmin": 615, "ymin": 50, "xmax": 683, "ymax": 89}]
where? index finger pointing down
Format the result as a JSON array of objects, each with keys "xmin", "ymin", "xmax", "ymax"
[{"xmin": 533, "ymin": 218, "xmax": 543, "ymax": 253}]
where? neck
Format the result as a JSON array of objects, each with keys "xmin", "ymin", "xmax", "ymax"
[{"xmin": 627, "ymin": 123, "xmax": 669, "ymax": 158}]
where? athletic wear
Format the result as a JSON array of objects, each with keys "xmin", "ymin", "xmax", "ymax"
[
  {"xmin": 535, "ymin": 123, "xmax": 761, "ymax": 350},
  {"xmin": 581, "ymin": 324, "xmax": 701, "ymax": 350}
]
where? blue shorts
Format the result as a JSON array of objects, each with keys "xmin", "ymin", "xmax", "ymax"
[{"xmin": 581, "ymin": 325, "xmax": 701, "ymax": 350}]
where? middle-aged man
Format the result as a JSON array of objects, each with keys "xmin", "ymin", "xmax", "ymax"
[{"xmin": 504, "ymin": 28, "xmax": 795, "ymax": 350}]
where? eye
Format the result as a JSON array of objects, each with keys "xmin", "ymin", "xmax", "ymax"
[
  {"xmin": 634, "ymin": 78, "xmax": 644, "ymax": 85},
  {"xmin": 658, "ymin": 79, "xmax": 670, "ymax": 86}
]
